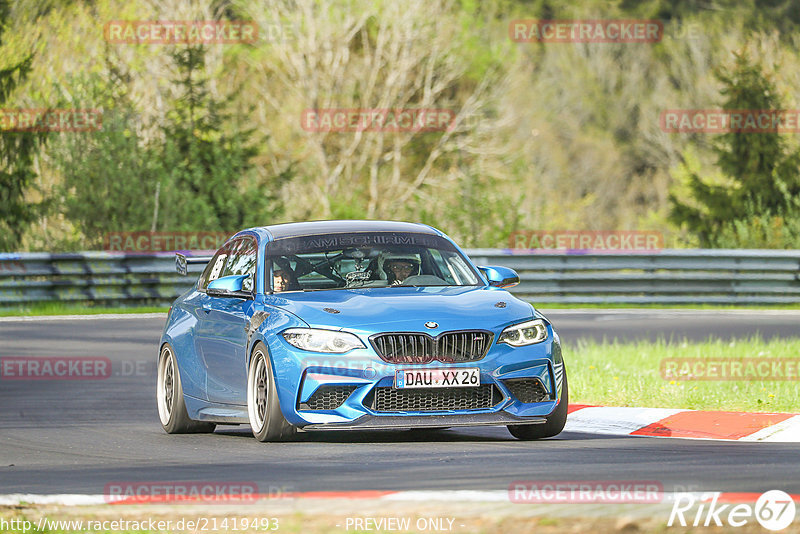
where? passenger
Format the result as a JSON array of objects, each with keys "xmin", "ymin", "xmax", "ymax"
[{"xmin": 273, "ymin": 268, "xmax": 291, "ymax": 292}]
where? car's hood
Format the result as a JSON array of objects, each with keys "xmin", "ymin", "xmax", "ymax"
[{"xmin": 266, "ymin": 286, "xmax": 535, "ymax": 333}]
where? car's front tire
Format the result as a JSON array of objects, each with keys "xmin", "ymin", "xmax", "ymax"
[
  {"xmin": 157, "ymin": 344, "xmax": 216, "ymax": 434},
  {"xmin": 507, "ymin": 370, "xmax": 568, "ymax": 440},
  {"xmin": 247, "ymin": 342, "xmax": 296, "ymax": 442}
]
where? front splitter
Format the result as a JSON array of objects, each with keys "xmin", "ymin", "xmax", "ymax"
[{"xmin": 300, "ymin": 411, "xmax": 547, "ymax": 431}]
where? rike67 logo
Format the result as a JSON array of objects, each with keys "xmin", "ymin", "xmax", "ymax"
[{"xmin": 669, "ymin": 490, "xmax": 796, "ymax": 531}]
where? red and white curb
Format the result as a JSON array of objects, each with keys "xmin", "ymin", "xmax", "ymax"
[{"xmin": 565, "ymin": 404, "xmax": 800, "ymax": 442}]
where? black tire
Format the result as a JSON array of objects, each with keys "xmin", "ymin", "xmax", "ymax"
[
  {"xmin": 157, "ymin": 344, "xmax": 216, "ymax": 434},
  {"xmin": 247, "ymin": 342, "xmax": 296, "ymax": 442},
  {"xmin": 508, "ymin": 369, "xmax": 568, "ymax": 440}
]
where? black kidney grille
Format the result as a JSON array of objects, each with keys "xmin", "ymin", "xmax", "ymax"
[
  {"xmin": 371, "ymin": 331, "xmax": 492, "ymax": 364},
  {"xmin": 502, "ymin": 378, "xmax": 548, "ymax": 403},
  {"xmin": 370, "ymin": 384, "xmax": 500, "ymax": 412},
  {"xmin": 300, "ymin": 385, "xmax": 358, "ymax": 410},
  {"xmin": 371, "ymin": 333, "xmax": 435, "ymax": 364}
]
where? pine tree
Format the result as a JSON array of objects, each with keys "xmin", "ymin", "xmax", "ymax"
[
  {"xmin": 669, "ymin": 51, "xmax": 800, "ymax": 246},
  {"xmin": 49, "ymin": 44, "xmax": 292, "ymax": 246},
  {"xmin": 0, "ymin": 0, "xmax": 46, "ymax": 251},
  {"xmin": 158, "ymin": 45, "xmax": 290, "ymax": 231}
]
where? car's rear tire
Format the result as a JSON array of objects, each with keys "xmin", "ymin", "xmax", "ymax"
[
  {"xmin": 508, "ymin": 370, "xmax": 568, "ymax": 440},
  {"xmin": 247, "ymin": 342, "xmax": 296, "ymax": 442},
  {"xmin": 157, "ymin": 344, "xmax": 216, "ymax": 434}
]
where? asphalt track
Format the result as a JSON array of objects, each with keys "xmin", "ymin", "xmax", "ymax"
[{"xmin": 1, "ymin": 311, "xmax": 798, "ymax": 496}]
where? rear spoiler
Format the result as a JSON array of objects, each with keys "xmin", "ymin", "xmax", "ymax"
[{"xmin": 175, "ymin": 253, "xmax": 213, "ymax": 276}]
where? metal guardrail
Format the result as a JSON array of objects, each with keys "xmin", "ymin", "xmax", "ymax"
[
  {"xmin": 469, "ymin": 249, "xmax": 800, "ymax": 304},
  {"xmin": 0, "ymin": 252, "xmax": 206, "ymax": 308},
  {"xmin": 1, "ymin": 249, "xmax": 799, "ymax": 307}
]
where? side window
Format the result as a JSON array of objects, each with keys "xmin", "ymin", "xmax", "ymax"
[
  {"xmin": 221, "ymin": 238, "xmax": 257, "ymax": 277},
  {"xmin": 221, "ymin": 238, "xmax": 257, "ymax": 291},
  {"xmin": 198, "ymin": 240, "xmax": 237, "ymax": 290}
]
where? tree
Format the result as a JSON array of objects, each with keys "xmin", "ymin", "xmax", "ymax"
[
  {"xmin": 0, "ymin": 0, "xmax": 46, "ymax": 251},
  {"xmin": 157, "ymin": 44, "xmax": 290, "ymax": 231},
  {"xmin": 669, "ymin": 51, "xmax": 800, "ymax": 246},
  {"xmin": 238, "ymin": 0, "xmax": 510, "ymax": 224},
  {"xmin": 52, "ymin": 63, "xmax": 160, "ymax": 246},
  {"xmin": 49, "ymin": 43, "xmax": 292, "ymax": 246}
]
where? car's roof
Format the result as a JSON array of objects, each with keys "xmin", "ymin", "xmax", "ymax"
[{"xmin": 250, "ymin": 220, "xmax": 442, "ymax": 241}]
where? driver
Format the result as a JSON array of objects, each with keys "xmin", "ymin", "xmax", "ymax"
[{"xmin": 383, "ymin": 254, "xmax": 421, "ymax": 286}]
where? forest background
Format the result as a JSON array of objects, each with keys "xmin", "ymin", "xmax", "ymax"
[{"xmin": 2, "ymin": 0, "xmax": 800, "ymax": 252}]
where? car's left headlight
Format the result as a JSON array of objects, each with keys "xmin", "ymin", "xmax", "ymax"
[
  {"xmin": 282, "ymin": 328, "xmax": 366, "ymax": 353},
  {"xmin": 497, "ymin": 319, "xmax": 548, "ymax": 346}
]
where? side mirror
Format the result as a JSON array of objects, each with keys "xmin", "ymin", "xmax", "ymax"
[
  {"xmin": 207, "ymin": 274, "xmax": 254, "ymax": 299},
  {"xmin": 175, "ymin": 253, "xmax": 213, "ymax": 276},
  {"xmin": 478, "ymin": 266, "xmax": 520, "ymax": 289}
]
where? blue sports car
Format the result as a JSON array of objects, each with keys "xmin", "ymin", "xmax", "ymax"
[{"xmin": 157, "ymin": 220, "xmax": 567, "ymax": 441}]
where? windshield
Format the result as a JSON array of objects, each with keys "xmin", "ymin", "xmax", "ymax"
[{"xmin": 267, "ymin": 232, "xmax": 482, "ymax": 292}]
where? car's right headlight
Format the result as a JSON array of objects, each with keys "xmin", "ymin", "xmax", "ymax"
[
  {"xmin": 282, "ymin": 328, "xmax": 366, "ymax": 353},
  {"xmin": 497, "ymin": 319, "xmax": 549, "ymax": 346}
]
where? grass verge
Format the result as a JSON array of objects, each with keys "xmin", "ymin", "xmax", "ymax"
[
  {"xmin": 0, "ymin": 302, "xmax": 168, "ymax": 317},
  {"xmin": 0, "ymin": 500, "xmax": 781, "ymax": 534},
  {"xmin": 567, "ymin": 336, "xmax": 800, "ymax": 412}
]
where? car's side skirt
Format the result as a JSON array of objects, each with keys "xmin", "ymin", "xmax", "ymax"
[{"xmin": 184, "ymin": 394, "xmax": 249, "ymax": 424}]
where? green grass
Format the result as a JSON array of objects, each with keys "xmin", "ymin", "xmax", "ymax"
[
  {"xmin": 567, "ymin": 336, "xmax": 800, "ymax": 412},
  {"xmin": 0, "ymin": 302, "xmax": 168, "ymax": 317}
]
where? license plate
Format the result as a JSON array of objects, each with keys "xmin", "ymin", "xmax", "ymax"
[{"xmin": 395, "ymin": 368, "xmax": 480, "ymax": 389}]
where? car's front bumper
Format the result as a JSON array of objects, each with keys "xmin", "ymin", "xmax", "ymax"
[{"xmin": 267, "ymin": 332, "xmax": 564, "ymax": 428}]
